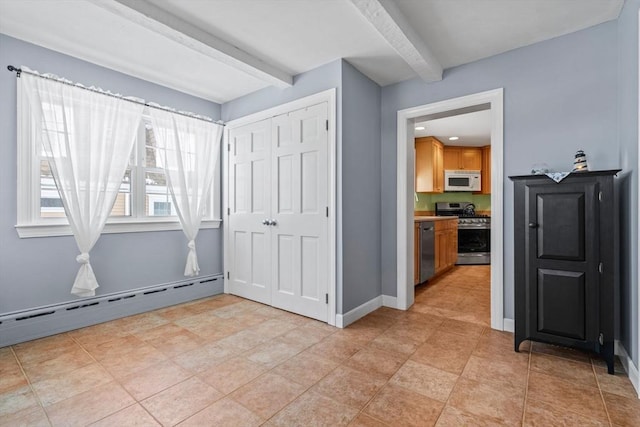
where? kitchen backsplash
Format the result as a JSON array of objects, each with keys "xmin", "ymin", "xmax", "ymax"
[{"xmin": 415, "ymin": 192, "xmax": 491, "ymax": 212}]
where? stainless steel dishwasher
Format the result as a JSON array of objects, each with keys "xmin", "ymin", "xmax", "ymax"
[{"xmin": 420, "ymin": 221, "xmax": 435, "ymax": 283}]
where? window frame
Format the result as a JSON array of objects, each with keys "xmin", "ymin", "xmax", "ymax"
[{"xmin": 15, "ymin": 84, "xmax": 221, "ymax": 238}]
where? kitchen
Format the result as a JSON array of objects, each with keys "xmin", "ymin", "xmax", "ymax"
[{"xmin": 413, "ymin": 109, "xmax": 492, "ymax": 325}]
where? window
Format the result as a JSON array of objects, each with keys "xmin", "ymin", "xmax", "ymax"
[{"xmin": 16, "ymin": 87, "xmax": 221, "ymax": 238}]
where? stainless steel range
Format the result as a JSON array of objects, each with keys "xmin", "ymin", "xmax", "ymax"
[{"xmin": 435, "ymin": 202, "xmax": 491, "ymax": 265}]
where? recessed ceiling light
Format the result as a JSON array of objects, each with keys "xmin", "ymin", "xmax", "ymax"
[
  {"xmin": 449, "ymin": 136, "xmax": 459, "ymax": 141},
  {"xmin": 415, "ymin": 126, "xmax": 425, "ymax": 130}
]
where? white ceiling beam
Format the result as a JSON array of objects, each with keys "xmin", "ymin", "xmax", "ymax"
[
  {"xmin": 349, "ymin": 0, "xmax": 443, "ymax": 82},
  {"xmin": 90, "ymin": 0, "xmax": 293, "ymax": 88}
]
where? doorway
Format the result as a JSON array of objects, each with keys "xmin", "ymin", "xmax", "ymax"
[{"xmin": 395, "ymin": 88, "xmax": 506, "ymax": 331}]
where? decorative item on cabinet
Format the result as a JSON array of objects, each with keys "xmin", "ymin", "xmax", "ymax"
[
  {"xmin": 443, "ymin": 146, "xmax": 482, "ymax": 171},
  {"xmin": 510, "ymin": 170, "xmax": 620, "ymax": 374},
  {"xmin": 415, "ymin": 136, "xmax": 444, "ymax": 193}
]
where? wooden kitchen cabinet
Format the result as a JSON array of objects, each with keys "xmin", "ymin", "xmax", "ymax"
[
  {"xmin": 415, "ymin": 136, "xmax": 444, "ymax": 193},
  {"xmin": 510, "ymin": 170, "xmax": 620, "ymax": 374},
  {"xmin": 443, "ymin": 147, "xmax": 482, "ymax": 170},
  {"xmin": 434, "ymin": 219, "xmax": 458, "ymax": 276},
  {"xmin": 479, "ymin": 145, "xmax": 491, "ymax": 194}
]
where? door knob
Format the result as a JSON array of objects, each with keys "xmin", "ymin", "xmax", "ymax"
[
  {"xmin": 528, "ymin": 222, "xmax": 538, "ymax": 228},
  {"xmin": 269, "ymin": 219, "xmax": 277, "ymax": 226},
  {"xmin": 262, "ymin": 219, "xmax": 270, "ymax": 226}
]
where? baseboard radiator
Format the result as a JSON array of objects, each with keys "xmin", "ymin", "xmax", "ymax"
[{"xmin": 0, "ymin": 274, "xmax": 224, "ymax": 347}]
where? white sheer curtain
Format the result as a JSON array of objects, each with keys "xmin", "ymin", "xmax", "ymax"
[
  {"xmin": 21, "ymin": 72, "xmax": 144, "ymax": 297},
  {"xmin": 149, "ymin": 109, "xmax": 222, "ymax": 276}
]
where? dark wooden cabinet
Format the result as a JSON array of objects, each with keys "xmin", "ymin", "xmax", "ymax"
[{"xmin": 510, "ymin": 170, "xmax": 620, "ymax": 374}]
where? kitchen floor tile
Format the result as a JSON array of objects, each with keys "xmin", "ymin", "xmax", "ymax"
[
  {"xmin": 363, "ymin": 383, "xmax": 444, "ymax": 427},
  {"xmin": 389, "ymin": 359, "xmax": 458, "ymax": 402},
  {"xmin": 311, "ymin": 365, "xmax": 387, "ymax": 409},
  {"xmin": 230, "ymin": 372, "xmax": 306, "ymax": 420},
  {"xmin": 264, "ymin": 391, "xmax": 359, "ymax": 427},
  {"xmin": 447, "ymin": 377, "xmax": 525, "ymax": 424}
]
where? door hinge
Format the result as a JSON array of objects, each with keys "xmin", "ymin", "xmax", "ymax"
[
  {"xmin": 325, "ymin": 293, "xmax": 328, "ymax": 304},
  {"xmin": 227, "ymin": 207, "xmax": 230, "ymax": 215},
  {"xmin": 598, "ymin": 262, "xmax": 603, "ymax": 274},
  {"xmin": 325, "ymin": 120, "xmax": 329, "ymax": 131},
  {"xmin": 598, "ymin": 191, "xmax": 603, "ymax": 201},
  {"xmin": 227, "ymin": 143, "xmax": 230, "ymax": 152},
  {"xmin": 599, "ymin": 333, "xmax": 604, "ymax": 345},
  {"xmin": 227, "ymin": 271, "xmax": 230, "ymax": 280},
  {"xmin": 326, "ymin": 206, "xmax": 329, "ymax": 217}
]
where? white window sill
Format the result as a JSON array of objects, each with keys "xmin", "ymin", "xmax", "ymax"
[{"xmin": 15, "ymin": 218, "xmax": 222, "ymax": 238}]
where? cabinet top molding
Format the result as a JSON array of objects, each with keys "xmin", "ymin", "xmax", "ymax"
[{"xmin": 509, "ymin": 169, "xmax": 621, "ymax": 181}]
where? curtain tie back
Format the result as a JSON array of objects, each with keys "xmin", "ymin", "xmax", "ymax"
[
  {"xmin": 76, "ymin": 252, "xmax": 91, "ymax": 264},
  {"xmin": 188, "ymin": 240, "xmax": 196, "ymax": 250}
]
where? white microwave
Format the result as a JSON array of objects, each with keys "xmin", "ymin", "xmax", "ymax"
[{"xmin": 444, "ymin": 170, "xmax": 481, "ymax": 192}]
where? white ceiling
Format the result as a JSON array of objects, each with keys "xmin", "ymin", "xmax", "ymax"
[
  {"xmin": 0, "ymin": 0, "xmax": 624, "ymax": 104},
  {"xmin": 415, "ymin": 110, "xmax": 491, "ymax": 147}
]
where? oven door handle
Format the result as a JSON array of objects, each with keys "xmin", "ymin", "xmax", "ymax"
[{"xmin": 458, "ymin": 224, "xmax": 490, "ymax": 229}]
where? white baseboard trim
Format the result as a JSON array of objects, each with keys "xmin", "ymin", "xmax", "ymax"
[
  {"xmin": 382, "ymin": 295, "xmax": 398, "ymax": 308},
  {"xmin": 503, "ymin": 318, "xmax": 514, "ymax": 333},
  {"xmin": 335, "ymin": 296, "xmax": 382, "ymax": 328},
  {"xmin": 615, "ymin": 340, "xmax": 640, "ymax": 398}
]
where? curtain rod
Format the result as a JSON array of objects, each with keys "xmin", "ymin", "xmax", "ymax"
[{"xmin": 6, "ymin": 65, "xmax": 224, "ymax": 126}]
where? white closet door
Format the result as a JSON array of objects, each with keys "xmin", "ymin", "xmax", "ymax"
[
  {"xmin": 227, "ymin": 119, "xmax": 272, "ymax": 304},
  {"xmin": 270, "ymin": 102, "xmax": 329, "ymax": 321}
]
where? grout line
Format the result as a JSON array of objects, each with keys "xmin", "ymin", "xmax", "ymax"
[
  {"xmin": 592, "ymin": 360, "xmax": 614, "ymax": 426},
  {"xmin": 9, "ymin": 345, "xmax": 54, "ymax": 427}
]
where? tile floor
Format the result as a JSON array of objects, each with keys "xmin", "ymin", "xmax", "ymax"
[{"xmin": 1, "ymin": 265, "xmax": 639, "ymax": 426}]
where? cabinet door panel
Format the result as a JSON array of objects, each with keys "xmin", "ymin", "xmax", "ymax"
[
  {"xmin": 536, "ymin": 192, "xmax": 586, "ymax": 261},
  {"xmin": 537, "ymin": 269, "xmax": 585, "ymax": 340}
]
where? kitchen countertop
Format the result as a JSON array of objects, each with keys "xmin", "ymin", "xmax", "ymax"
[{"xmin": 414, "ymin": 216, "xmax": 458, "ymax": 222}]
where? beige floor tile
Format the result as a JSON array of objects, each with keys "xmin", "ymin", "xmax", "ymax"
[
  {"xmin": 368, "ymin": 331, "xmax": 421, "ymax": 356},
  {"xmin": 0, "ymin": 385, "xmax": 40, "ymax": 417},
  {"xmin": 603, "ymin": 391, "xmax": 640, "ymax": 426},
  {"xmin": 198, "ymin": 356, "xmax": 269, "ymax": 394},
  {"xmin": 31, "ymin": 363, "xmax": 113, "ymax": 407},
  {"xmin": 247, "ymin": 318, "xmax": 300, "ymax": 340},
  {"xmin": 0, "ymin": 406, "xmax": 51, "ymax": 427},
  {"xmin": 70, "ymin": 322, "xmax": 132, "ymax": 348},
  {"xmin": 523, "ymin": 398, "xmax": 607, "ymax": 426},
  {"xmin": 344, "ymin": 346, "xmax": 408, "ymax": 378},
  {"xmin": 119, "ymin": 359, "xmax": 192, "ymax": 400},
  {"xmin": 595, "ymin": 367, "xmax": 639, "ymax": 399},
  {"xmin": 171, "ymin": 341, "xmax": 239, "ymax": 373},
  {"xmin": 348, "ymin": 414, "xmax": 388, "ymax": 426},
  {"xmin": 264, "ymin": 391, "xmax": 359, "ymax": 427},
  {"xmin": 389, "ymin": 359, "xmax": 458, "ymax": 402},
  {"xmin": 307, "ymin": 335, "xmax": 363, "ymax": 362},
  {"xmin": 45, "ymin": 382, "xmax": 134, "ymax": 427},
  {"xmin": 527, "ymin": 371, "xmax": 608, "ymax": 422},
  {"xmin": 0, "ymin": 358, "xmax": 28, "ymax": 393},
  {"xmin": 212, "ymin": 329, "xmax": 269, "ymax": 352},
  {"xmin": 230, "ymin": 372, "xmax": 306, "ymax": 420},
  {"xmin": 437, "ymin": 318, "xmax": 485, "ymax": 337},
  {"xmin": 112, "ymin": 313, "xmax": 169, "ymax": 335},
  {"xmin": 99, "ymin": 344, "xmax": 167, "ymax": 379},
  {"xmin": 312, "ymin": 365, "xmax": 387, "ymax": 409},
  {"xmin": 411, "ymin": 330, "xmax": 477, "ymax": 374},
  {"xmin": 144, "ymin": 328, "xmax": 205, "ymax": 358},
  {"xmin": 447, "ymin": 377, "xmax": 524, "ymax": 425},
  {"xmin": 435, "ymin": 405, "xmax": 506, "ymax": 426},
  {"xmin": 13, "ymin": 334, "xmax": 77, "ymax": 366},
  {"xmin": 22, "ymin": 346, "xmax": 94, "ymax": 383},
  {"xmin": 141, "ymin": 377, "xmax": 223, "ymax": 426},
  {"xmin": 89, "ymin": 403, "xmax": 160, "ymax": 426},
  {"xmin": 530, "ymin": 352, "xmax": 598, "ymax": 389},
  {"xmin": 82, "ymin": 335, "xmax": 145, "ymax": 361},
  {"xmin": 363, "ymin": 383, "xmax": 444, "ymax": 427},
  {"xmin": 278, "ymin": 324, "xmax": 333, "ymax": 349},
  {"xmin": 462, "ymin": 355, "xmax": 528, "ymax": 392},
  {"xmin": 271, "ymin": 351, "xmax": 339, "ymax": 388},
  {"xmin": 178, "ymin": 397, "xmax": 262, "ymax": 427},
  {"xmin": 244, "ymin": 337, "xmax": 304, "ymax": 368}
]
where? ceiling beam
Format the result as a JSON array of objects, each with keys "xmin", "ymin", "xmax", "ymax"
[
  {"xmin": 90, "ymin": 0, "xmax": 293, "ymax": 88},
  {"xmin": 349, "ymin": 0, "xmax": 442, "ymax": 82}
]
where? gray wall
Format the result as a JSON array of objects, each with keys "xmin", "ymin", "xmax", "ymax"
[
  {"xmin": 0, "ymin": 35, "xmax": 223, "ymax": 313},
  {"xmin": 617, "ymin": 0, "xmax": 639, "ymax": 366},
  {"xmin": 340, "ymin": 61, "xmax": 382, "ymax": 312},
  {"xmin": 380, "ymin": 22, "xmax": 620, "ymax": 324}
]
